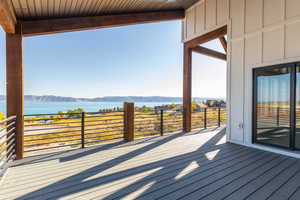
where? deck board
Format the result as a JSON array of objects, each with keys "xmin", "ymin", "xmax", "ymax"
[{"xmin": 1, "ymin": 128, "xmax": 300, "ymax": 200}]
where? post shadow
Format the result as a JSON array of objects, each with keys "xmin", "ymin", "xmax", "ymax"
[{"xmin": 17, "ymin": 130, "xmax": 189, "ymax": 199}]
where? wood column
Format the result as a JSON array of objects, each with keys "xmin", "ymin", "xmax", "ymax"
[
  {"xmin": 6, "ymin": 24, "xmax": 24, "ymax": 160},
  {"xmin": 183, "ymin": 43, "xmax": 192, "ymax": 132},
  {"xmin": 124, "ymin": 102, "xmax": 134, "ymax": 141}
]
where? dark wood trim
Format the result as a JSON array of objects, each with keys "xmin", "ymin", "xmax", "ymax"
[
  {"xmin": 185, "ymin": 25, "xmax": 227, "ymax": 48},
  {"xmin": 192, "ymin": 46, "xmax": 227, "ymax": 61},
  {"xmin": 219, "ymin": 36, "xmax": 227, "ymax": 52},
  {"xmin": 124, "ymin": 102, "xmax": 134, "ymax": 142},
  {"xmin": 0, "ymin": 0, "xmax": 17, "ymax": 34},
  {"xmin": 253, "ymin": 63, "xmax": 296, "ymax": 150},
  {"xmin": 183, "ymin": 44, "xmax": 192, "ymax": 132},
  {"xmin": 290, "ymin": 64, "xmax": 296, "ymax": 150},
  {"xmin": 21, "ymin": 10, "xmax": 185, "ymax": 36},
  {"xmin": 252, "ymin": 69, "xmax": 257, "ymax": 144},
  {"xmin": 6, "ymin": 24, "xmax": 24, "ymax": 160},
  {"xmin": 183, "ymin": 26, "xmax": 227, "ymax": 133}
]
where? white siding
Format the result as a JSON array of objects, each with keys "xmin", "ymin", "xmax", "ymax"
[
  {"xmin": 205, "ymin": 0, "xmax": 217, "ymax": 29},
  {"xmin": 195, "ymin": 2, "xmax": 205, "ymax": 34},
  {"xmin": 183, "ymin": 0, "xmax": 300, "ymax": 150},
  {"xmin": 183, "ymin": 0, "xmax": 229, "ymax": 41},
  {"xmin": 230, "ymin": 39, "xmax": 244, "ymax": 143}
]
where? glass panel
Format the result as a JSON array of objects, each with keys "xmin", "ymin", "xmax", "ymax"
[
  {"xmin": 295, "ymin": 65, "xmax": 300, "ymax": 149},
  {"xmin": 256, "ymin": 67, "xmax": 291, "ymax": 148}
]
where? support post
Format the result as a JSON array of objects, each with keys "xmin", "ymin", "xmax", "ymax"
[
  {"xmin": 124, "ymin": 102, "xmax": 134, "ymax": 142},
  {"xmin": 183, "ymin": 43, "xmax": 192, "ymax": 132},
  {"xmin": 81, "ymin": 112, "xmax": 85, "ymax": 148},
  {"xmin": 6, "ymin": 24, "xmax": 23, "ymax": 160}
]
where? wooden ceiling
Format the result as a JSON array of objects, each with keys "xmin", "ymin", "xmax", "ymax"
[
  {"xmin": 0, "ymin": 0, "xmax": 200, "ymax": 36},
  {"xmin": 11, "ymin": 0, "xmax": 198, "ymax": 20}
]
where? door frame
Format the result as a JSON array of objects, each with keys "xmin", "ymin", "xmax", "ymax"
[{"xmin": 252, "ymin": 62, "xmax": 299, "ymax": 150}]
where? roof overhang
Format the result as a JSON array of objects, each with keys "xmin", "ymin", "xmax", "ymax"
[
  {"xmin": 21, "ymin": 10, "xmax": 185, "ymax": 37},
  {"xmin": 0, "ymin": 0, "xmax": 200, "ymax": 36}
]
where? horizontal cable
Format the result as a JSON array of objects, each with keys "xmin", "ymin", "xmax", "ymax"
[
  {"xmin": 25, "ymin": 121, "xmax": 81, "ymax": 127},
  {"xmin": 6, "ymin": 144, "xmax": 15, "ymax": 158},
  {"xmin": 0, "ymin": 121, "xmax": 16, "ymax": 133},
  {"xmin": 24, "ymin": 128, "xmax": 82, "ymax": 137},
  {"xmin": 25, "ymin": 125, "xmax": 82, "ymax": 132},
  {"xmin": 85, "ymin": 125, "xmax": 123, "ymax": 132},
  {"xmin": 82, "ymin": 118, "xmax": 123, "ymax": 123},
  {"xmin": 0, "ymin": 116, "xmax": 16, "ymax": 125},
  {"xmin": 84, "ymin": 137, "xmax": 123, "ymax": 145},
  {"xmin": 84, "ymin": 121, "xmax": 123, "ymax": 127},
  {"xmin": 135, "ymin": 132, "xmax": 160, "ymax": 137},
  {"xmin": 84, "ymin": 129, "xmax": 123, "ymax": 136},
  {"xmin": 24, "ymin": 138, "xmax": 81, "ymax": 148},
  {"xmin": 24, "ymin": 134, "xmax": 81, "ymax": 142},
  {"xmin": 6, "ymin": 133, "xmax": 16, "ymax": 144},
  {"xmin": 85, "ymin": 134, "xmax": 123, "ymax": 141},
  {"xmin": 24, "ymin": 142, "xmax": 82, "ymax": 152},
  {"xmin": 85, "ymin": 114, "xmax": 123, "ymax": 119}
]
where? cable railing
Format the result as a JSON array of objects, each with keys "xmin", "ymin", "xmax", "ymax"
[
  {"xmin": 134, "ymin": 110, "xmax": 183, "ymax": 137},
  {"xmin": 192, "ymin": 107, "xmax": 227, "ymax": 130},
  {"xmin": 22, "ymin": 105, "xmax": 227, "ymax": 156},
  {"xmin": 24, "ymin": 111, "xmax": 124, "ymax": 155},
  {"xmin": 135, "ymin": 112, "xmax": 161, "ymax": 137},
  {"xmin": 0, "ymin": 116, "xmax": 17, "ymax": 178}
]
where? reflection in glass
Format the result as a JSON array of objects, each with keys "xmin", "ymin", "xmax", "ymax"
[{"xmin": 256, "ymin": 67, "xmax": 290, "ymax": 148}]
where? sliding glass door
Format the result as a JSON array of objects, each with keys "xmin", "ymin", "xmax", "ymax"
[{"xmin": 254, "ymin": 66, "xmax": 292, "ymax": 148}]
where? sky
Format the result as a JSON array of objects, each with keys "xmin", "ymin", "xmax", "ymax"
[{"xmin": 0, "ymin": 20, "xmax": 226, "ymax": 99}]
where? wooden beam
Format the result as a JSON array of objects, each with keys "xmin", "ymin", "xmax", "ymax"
[
  {"xmin": 185, "ymin": 25, "xmax": 227, "ymax": 48},
  {"xmin": 6, "ymin": 24, "xmax": 24, "ymax": 160},
  {"xmin": 219, "ymin": 36, "xmax": 227, "ymax": 52},
  {"xmin": 21, "ymin": 10, "xmax": 185, "ymax": 36},
  {"xmin": 192, "ymin": 46, "xmax": 227, "ymax": 61},
  {"xmin": 183, "ymin": 44, "xmax": 192, "ymax": 132},
  {"xmin": 0, "ymin": 0, "xmax": 17, "ymax": 33}
]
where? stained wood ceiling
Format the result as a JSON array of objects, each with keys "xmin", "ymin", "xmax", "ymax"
[{"xmin": 11, "ymin": 0, "xmax": 199, "ymax": 20}]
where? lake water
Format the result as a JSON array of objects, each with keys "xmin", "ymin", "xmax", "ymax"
[{"xmin": 0, "ymin": 101, "xmax": 181, "ymax": 115}]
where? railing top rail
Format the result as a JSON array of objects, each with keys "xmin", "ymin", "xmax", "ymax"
[{"xmin": 24, "ymin": 111, "xmax": 124, "ymax": 117}]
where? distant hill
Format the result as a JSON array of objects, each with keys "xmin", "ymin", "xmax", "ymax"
[{"xmin": 0, "ymin": 95, "xmax": 224, "ymax": 103}]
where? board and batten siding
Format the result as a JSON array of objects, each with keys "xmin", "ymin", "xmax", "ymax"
[{"xmin": 183, "ymin": 0, "xmax": 300, "ymax": 148}]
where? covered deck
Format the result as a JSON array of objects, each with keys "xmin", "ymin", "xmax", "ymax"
[{"xmin": 1, "ymin": 128, "xmax": 300, "ymax": 200}]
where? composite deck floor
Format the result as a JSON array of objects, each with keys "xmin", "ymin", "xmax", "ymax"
[{"xmin": 1, "ymin": 128, "xmax": 300, "ymax": 200}]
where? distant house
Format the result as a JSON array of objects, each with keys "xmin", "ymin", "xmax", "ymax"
[
  {"xmin": 39, "ymin": 119, "xmax": 53, "ymax": 124},
  {"xmin": 206, "ymin": 100, "xmax": 226, "ymax": 108}
]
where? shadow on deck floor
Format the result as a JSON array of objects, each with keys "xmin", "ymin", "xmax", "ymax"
[{"xmin": 1, "ymin": 127, "xmax": 300, "ymax": 200}]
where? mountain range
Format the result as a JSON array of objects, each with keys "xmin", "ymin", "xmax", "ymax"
[{"xmin": 0, "ymin": 95, "xmax": 225, "ymax": 103}]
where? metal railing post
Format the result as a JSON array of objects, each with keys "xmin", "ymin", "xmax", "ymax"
[
  {"xmin": 160, "ymin": 109, "xmax": 164, "ymax": 136},
  {"xmin": 204, "ymin": 108, "xmax": 207, "ymax": 129},
  {"xmin": 81, "ymin": 112, "xmax": 85, "ymax": 148},
  {"xmin": 218, "ymin": 107, "xmax": 221, "ymax": 127},
  {"xmin": 277, "ymin": 107, "xmax": 280, "ymax": 126}
]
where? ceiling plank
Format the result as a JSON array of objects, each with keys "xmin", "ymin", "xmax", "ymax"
[
  {"xmin": 0, "ymin": 0, "xmax": 17, "ymax": 33},
  {"xmin": 21, "ymin": 9, "xmax": 185, "ymax": 36},
  {"xmin": 192, "ymin": 46, "xmax": 227, "ymax": 61},
  {"xmin": 219, "ymin": 36, "xmax": 227, "ymax": 52},
  {"xmin": 185, "ymin": 25, "xmax": 227, "ymax": 48}
]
